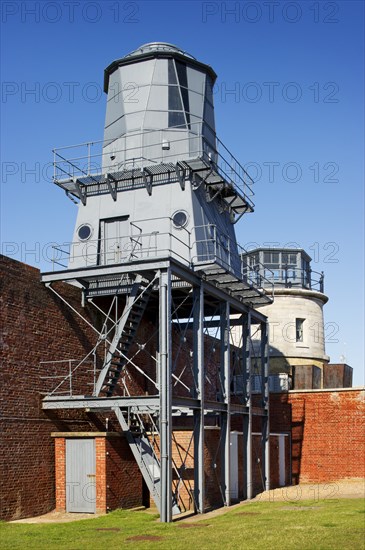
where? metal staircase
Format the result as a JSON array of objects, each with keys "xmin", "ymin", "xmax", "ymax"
[
  {"xmin": 91, "ymin": 271, "xmax": 183, "ymax": 516},
  {"xmin": 95, "ymin": 274, "xmax": 152, "ymax": 397},
  {"xmin": 114, "ymin": 408, "xmax": 181, "ymax": 516}
]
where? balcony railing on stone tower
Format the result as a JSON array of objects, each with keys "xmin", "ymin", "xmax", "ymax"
[{"xmin": 244, "ymin": 265, "xmax": 324, "ymax": 293}]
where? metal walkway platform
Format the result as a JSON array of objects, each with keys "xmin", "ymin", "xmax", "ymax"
[
  {"xmin": 55, "ymin": 156, "xmax": 254, "ymax": 217},
  {"xmin": 195, "ymin": 262, "xmax": 273, "ymax": 307}
]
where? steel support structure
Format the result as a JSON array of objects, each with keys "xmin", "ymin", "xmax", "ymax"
[
  {"xmin": 193, "ymin": 283, "xmax": 205, "ymax": 513},
  {"xmin": 220, "ymin": 300, "xmax": 231, "ymax": 506},
  {"xmin": 159, "ymin": 269, "xmax": 173, "ymax": 522},
  {"xmin": 242, "ymin": 311, "xmax": 252, "ymax": 500},
  {"xmin": 260, "ymin": 320, "xmax": 270, "ymax": 492},
  {"xmin": 41, "ymin": 257, "xmax": 270, "ymax": 522}
]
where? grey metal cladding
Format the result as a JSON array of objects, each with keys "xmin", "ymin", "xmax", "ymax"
[
  {"xmin": 152, "ymin": 58, "xmax": 168, "ymax": 84},
  {"xmin": 188, "ymin": 90, "xmax": 204, "ymax": 121},
  {"xmin": 186, "ymin": 65, "xmax": 206, "ymax": 95},
  {"xmin": 103, "ymin": 43, "xmax": 216, "ymax": 93},
  {"xmin": 146, "ymin": 83, "xmax": 169, "ymax": 111}
]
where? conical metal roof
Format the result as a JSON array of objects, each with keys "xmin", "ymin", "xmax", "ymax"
[{"xmin": 124, "ymin": 42, "xmax": 196, "ymax": 60}]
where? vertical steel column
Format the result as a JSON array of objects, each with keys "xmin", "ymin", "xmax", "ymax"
[
  {"xmin": 261, "ymin": 320, "xmax": 270, "ymax": 492},
  {"xmin": 242, "ymin": 312, "xmax": 252, "ymax": 500},
  {"xmin": 220, "ymin": 301, "xmax": 231, "ymax": 506},
  {"xmin": 193, "ymin": 283, "xmax": 205, "ymax": 513},
  {"xmin": 159, "ymin": 269, "xmax": 172, "ymax": 522}
]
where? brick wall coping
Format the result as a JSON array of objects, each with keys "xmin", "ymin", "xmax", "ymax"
[
  {"xmin": 51, "ymin": 432, "xmax": 123, "ymax": 438},
  {"xmin": 286, "ymin": 387, "xmax": 364, "ymax": 395}
]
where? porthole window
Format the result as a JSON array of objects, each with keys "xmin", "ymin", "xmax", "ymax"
[
  {"xmin": 172, "ymin": 210, "xmax": 188, "ymax": 229},
  {"xmin": 78, "ymin": 224, "xmax": 92, "ymax": 241}
]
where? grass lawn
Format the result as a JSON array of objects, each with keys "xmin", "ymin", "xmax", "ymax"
[{"xmin": 1, "ymin": 498, "xmax": 364, "ymax": 550}]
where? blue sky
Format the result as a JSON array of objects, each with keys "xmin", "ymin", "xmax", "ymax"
[{"xmin": 1, "ymin": 1, "xmax": 364, "ymax": 385}]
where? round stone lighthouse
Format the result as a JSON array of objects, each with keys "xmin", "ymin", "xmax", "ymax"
[{"xmin": 242, "ymin": 248, "xmax": 329, "ymax": 386}]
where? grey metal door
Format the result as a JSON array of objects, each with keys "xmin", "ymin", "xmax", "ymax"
[
  {"xmin": 66, "ymin": 438, "xmax": 96, "ymax": 513},
  {"xmin": 99, "ymin": 216, "xmax": 130, "ymax": 265}
]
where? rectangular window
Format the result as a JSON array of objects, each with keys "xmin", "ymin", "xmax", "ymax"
[
  {"xmin": 296, "ymin": 318, "xmax": 305, "ymax": 342},
  {"xmin": 282, "ymin": 252, "xmax": 297, "ymax": 266},
  {"xmin": 264, "ymin": 251, "xmax": 280, "ymax": 267},
  {"xmin": 168, "ymin": 59, "xmax": 178, "ymax": 84},
  {"xmin": 168, "ymin": 86, "xmax": 183, "ymax": 110},
  {"xmin": 168, "ymin": 111, "xmax": 186, "ymax": 128}
]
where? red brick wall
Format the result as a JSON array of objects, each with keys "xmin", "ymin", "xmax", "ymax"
[
  {"xmin": 270, "ymin": 389, "xmax": 365, "ymax": 483},
  {"xmin": 54, "ymin": 438, "xmax": 66, "ymax": 511},
  {"xmin": 204, "ymin": 429, "xmax": 224, "ymax": 510},
  {"xmin": 105, "ymin": 436, "xmax": 142, "ymax": 510},
  {"xmin": 95, "ymin": 438, "xmax": 107, "ymax": 514},
  {"xmin": 171, "ymin": 430, "xmax": 195, "ymax": 512},
  {"xmin": 0, "ymin": 256, "xmax": 108, "ymax": 520}
]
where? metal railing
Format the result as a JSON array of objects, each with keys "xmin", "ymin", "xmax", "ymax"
[
  {"xmin": 52, "ymin": 123, "xmax": 254, "ymax": 205},
  {"xmin": 191, "ymin": 224, "xmax": 274, "ymax": 294},
  {"xmin": 50, "ymin": 220, "xmax": 192, "ymax": 271},
  {"xmin": 48, "ymin": 218, "xmax": 274, "ymax": 299},
  {"xmin": 40, "ymin": 358, "xmax": 97, "ymax": 397},
  {"xmin": 246, "ymin": 266, "xmax": 324, "ymax": 293}
]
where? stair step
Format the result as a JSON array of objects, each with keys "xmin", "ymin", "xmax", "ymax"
[
  {"xmin": 119, "ymin": 340, "xmax": 134, "ymax": 348},
  {"xmin": 107, "ymin": 372, "xmax": 122, "ymax": 380},
  {"xmin": 119, "ymin": 341, "xmax": 134, "ymax": 349},
  {"xmin": 105, "ymin": 376, "xmax": 119, "ymax": 384},
  {"xmin": 133, "ymin": 304, "xmax": 147, "ymax": 311},
  {"xmin": 129, "ymin": 312, "xmax": 143, "ymax": 319},
  {"xmin": 121, "ymin": 329, "xmax": 136, "ymax": 336},
  {"xmin": 124, "ymin": 328, "xmax": 137, "ymax": 334},
  {"xmin": 128, "ymin": 315, "xmax": 143, "ymax": 322},
  {"xmin": 119, "ymin": 343, "xmax": 134, "ymax": 351},
  {"xmin": 120, "ymin": 338, "xmax": 133, "ymax": 345},
  {"xmin": 109, "ymin": 366, "xmax": 123, "ymax": 373}
]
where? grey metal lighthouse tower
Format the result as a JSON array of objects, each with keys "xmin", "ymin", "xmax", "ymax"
[
  {"xmin": 60, "ymin": 42, "xmax": 256, "ymax": 272},
  {"xmin": 42, "ymin": 43, "xmax": 273, "ymax": 521}
]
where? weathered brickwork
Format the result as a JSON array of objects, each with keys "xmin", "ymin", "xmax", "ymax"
[
  {"xmin": 270, "ymin": 390, "xmax": 365, "ymax": 484},
  {"xmin": 105, "ymin": 436, "xmax": 142, "ymax": 511},
  {"xmin": 54, "ymin": 438, "xmax": 66, "ymax": 511},
  {"xmin": 0, "ymin": 256, "xmax": 105, "ymax": 520}
]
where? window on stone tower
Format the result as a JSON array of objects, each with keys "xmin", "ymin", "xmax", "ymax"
[{"xmin": 296, "ymin": 318, "xmax": 305, "ymax": 342}]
